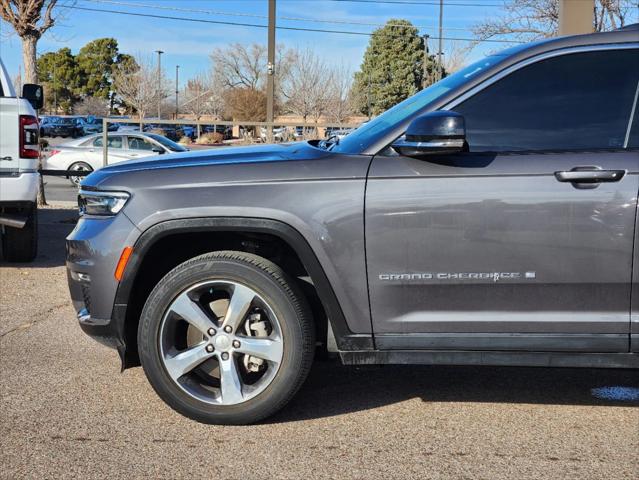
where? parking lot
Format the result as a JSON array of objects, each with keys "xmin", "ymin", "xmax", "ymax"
[{"xmin": 0, "ymin": 205, "xmax": 637, "ymax": 479}]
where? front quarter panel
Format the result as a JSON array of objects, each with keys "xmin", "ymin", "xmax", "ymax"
[{"xmin": 91, "ymin": 146, "xmax": 374, "ymax": 335}]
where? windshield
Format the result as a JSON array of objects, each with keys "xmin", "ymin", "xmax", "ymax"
[
  {"xmin": 331, "ymin": 55, "xmax": 503, "ymax": 154},
  {"xmin": 146, "ymin": 133, "xmax": 188, "ymax": 152}
]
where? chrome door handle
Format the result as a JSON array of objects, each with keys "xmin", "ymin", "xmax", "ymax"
[{"xmin": 555, "ymin": 166, "xmax": 625, "ymax": 188}]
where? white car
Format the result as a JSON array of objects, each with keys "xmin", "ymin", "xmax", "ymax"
[{"xmin": 45, "ymin": 132, "xmax": 189, "ymax": 185}]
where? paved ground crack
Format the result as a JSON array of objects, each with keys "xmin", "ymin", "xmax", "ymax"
[{"xmin": 0, "ymin": 302, "xmax": 69, "ymax": 338}]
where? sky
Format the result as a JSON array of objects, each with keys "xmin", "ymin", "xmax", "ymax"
[{"xmin": 0, "ymin": 0, "xmax": 633, "ymax": 87}]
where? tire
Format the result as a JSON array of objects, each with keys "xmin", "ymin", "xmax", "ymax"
[
  {"xmin": 67, "ymin": 162, "xmax": 93, "ymax": 186},
  {"xmin": 2, "ymin": 204, "xmax": 37, "ymax": 262},
  {"xmin": 138, "ymin": 251, "xmax": 315, "ymax": 424}
]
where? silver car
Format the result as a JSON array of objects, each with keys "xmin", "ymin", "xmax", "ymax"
[{"xmin": 45, "ymin": 132, "xmax": 189, "ymax": 185}]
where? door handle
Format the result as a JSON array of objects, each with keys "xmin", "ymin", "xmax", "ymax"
[
  {"xmin": 1, "ymin": 156, "xmax": 12, "ymax": 161},
  {"xmin": 555, "ymin": 166, "xmax": 625, "ymax": 188}
]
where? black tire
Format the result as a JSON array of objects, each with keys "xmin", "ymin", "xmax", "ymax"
[
  {"xmin": 67, "ymin": 162, "xmax": 93, "ymax": 186},
  {"xmin": 138, "ymin": 251, "xmax": 315, "ymax": 424},
  {"xmin": 2, "ymin": 204, "xmax": 37, "ymax": 262}
]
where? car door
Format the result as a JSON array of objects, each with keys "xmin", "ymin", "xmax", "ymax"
[
  {"xmin": 126, "ymin": 135, "xmax": 162, "ymax": 159},
  {"xmin": 365, "ymin": 46, "xmax": 639, "ymax": 352},
  {"xmin": 84, "ymin": 135, "xmax": 129, "ymax": 168}
]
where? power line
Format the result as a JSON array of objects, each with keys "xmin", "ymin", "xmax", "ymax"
[
  {"xmin": 330, "ymin": 0, "xmax": 502, "ymax": 6},
  {"xmin": 78, "ymin": 0, "xmax": 473, "ymax": 32},
  {"xmin": 67, "ymin": 5, "xmax": 524, "ymax": 44}
]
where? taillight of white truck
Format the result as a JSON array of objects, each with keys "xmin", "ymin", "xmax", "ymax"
[{"xmin": 19, "ymin": 115, "xmax": 39, "ymax": 159}]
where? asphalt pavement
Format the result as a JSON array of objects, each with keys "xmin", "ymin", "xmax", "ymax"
[{"xmin": 1, "ymin": 206, "xmax": 638, "ymax": 479}]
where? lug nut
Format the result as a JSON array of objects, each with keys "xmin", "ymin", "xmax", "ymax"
[
  {"xmin": 224, "ymin": 325, "xmax": 232, "ymax": 333},
  {"xmin": 207, "ymin": 328, "xmax": 216, "ymax": 336},
  {"xmin": 221, "ymin": 352, "xmax": 229, "ymax": 360},
  {"xmin": 232, "ymin": 340, "xmax": 241, "ymax": 348},
  {"xmin": 205, "ymin": 344, "xmax": 214, "ymax": 353}
]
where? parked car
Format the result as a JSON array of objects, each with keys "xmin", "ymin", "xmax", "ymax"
[
  {"xmin": 48, "ymin": 116, "xmax": 85, "ymax": 138},
  {"xmin": 143, "ymin": 124, "xmax": 184, "ymax": 141},
  {"xmin": 0, "ymin": 57, "xmax": 43, "ymax": 262},
  {"xmin": 39, "ymin": 115, "xmax": 60, "ymax": 137},
  {"xmin": 66, "ymin": 25, "xmax": 639, "ymax": 425},
  {"xmin": 46, "ymin": 132, "xmax": 189, "ymax": 185},
  {"xmin": 82, "ymin": 116, "xmax": 119, "ymax": 134}
]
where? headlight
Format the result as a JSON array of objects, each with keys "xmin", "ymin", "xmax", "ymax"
[{"xmin": 78, "ymin": 190, "xmax": 130, "ymax": 216}]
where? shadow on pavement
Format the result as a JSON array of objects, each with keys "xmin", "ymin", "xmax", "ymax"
[
  {"xmin": 0, "ymin": 206, "xmax": 77, "ymax": 268},
  {"xmin": 270, "ymin": 361, "xmax": 639, "ymax": 423}
]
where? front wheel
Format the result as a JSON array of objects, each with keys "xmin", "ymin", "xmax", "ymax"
[
  {"xmin": 138, "ymin": 251, "xmax": 315, "ymax": 424},
  {"xmin": 67, "ymin": 162, "xmax": 93, "ymax": 186}
]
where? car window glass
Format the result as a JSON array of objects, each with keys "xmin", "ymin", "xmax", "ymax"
[
  {"xmin": 453, "ymin": 49, "xmax": 639, "ymax": 152},
  {"xmin": 93, "ymin": 136, "xmax": 123, "ymax": 148},
  {"xmin": 128, "ymin": 136, "xmax": 155, "ymax": 151}
]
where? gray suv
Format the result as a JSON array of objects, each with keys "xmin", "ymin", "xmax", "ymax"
[{"xmin": 67, "ymin": 26, "xmax": 639, "ymax": 424}]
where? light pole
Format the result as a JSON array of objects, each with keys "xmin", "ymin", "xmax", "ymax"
[
  {"xmin": 155, "ymin": 49, "xmax": 164, "ymax": 119},
  {"xmin": 265, "ymin": 0, "xmax": 276, "ymax": 142},
  {"xmin": 175, "ymin": 65, "xmax": 179, "ymax": 119},
  {"xmin": 437, "ymin": 0, "xmax": 443, "ymax": 82},
  {"xmin": 53, "ymin": 59, "xmax": 57, "ymax": 114}
]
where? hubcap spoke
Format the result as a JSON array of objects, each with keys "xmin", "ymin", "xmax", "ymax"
[
  {"xmin": 221, "ymin": 284, "xmax": 255, "ymax": 332},
  {"xmin": 236, "ymin": 337, "xmax": 283, "ymax": 363},
  {"xmin": 170, "ymin": 292, "xmax": 217, "ymax": 335},
  {"xmin": 219, "ymin": 356, "xmax": 243, "ymax": 404},
  {"xmin": 164, "ymin": 343, "xmax": 213, "ymax": 380}
]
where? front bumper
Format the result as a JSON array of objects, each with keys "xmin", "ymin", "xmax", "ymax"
[{"xmin": 66, "ymin": 212, "xmax": 140, "ymax": 350}]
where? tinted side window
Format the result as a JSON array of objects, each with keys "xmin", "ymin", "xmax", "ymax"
[
  {"xmin": 454, "ymin": 49, "xmax": 639, "ymax": 152},
  {"xmin": 128, "ymin": 136, "xmax": 155, "ymax": 151},
  {"xmin": 628, "ymin": 88, "xmax": 639, "ymax": 148},
  {"xmin": 93, "ymin": 136, "xmax": 123, "ymax": 148}
]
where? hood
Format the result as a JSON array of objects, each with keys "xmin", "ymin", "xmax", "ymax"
[{"xmin": 82, "ymin": 141, "xmax": 329, "ymax": 187}]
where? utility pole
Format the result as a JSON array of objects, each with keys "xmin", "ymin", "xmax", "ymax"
[
  {"xmin": 437, "ymin": 0, "xmax": 444, "ymax": 82},
  {"xmin": 422, "ymin": 34, "xmax": 430, "ymax": 88},
  {"xmin": 266, "ymin": 0, "xmax": 276, "ymax": 143},
  {"xmin": 53, "ymin": 60, "xmax": 57, "ymax": 114},
  {"xmin": 155, "ymin": 49, "xmax": 164, "ymax": 119},
  {"xmin": 175, "ymin": 65, "xmax": 180, "ymax": 120}
]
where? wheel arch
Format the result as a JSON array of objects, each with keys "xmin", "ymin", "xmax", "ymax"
[{"xmin": 114, "ymin": 217, "xmax": 373, "ymax": 368}]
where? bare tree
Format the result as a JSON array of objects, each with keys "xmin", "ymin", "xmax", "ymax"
[
  {"xmin": 326, "ymin": 63, "xmax": 353, "ymax": 124},
  {"xmin": 473, "ymin": 0, "xmax": 634, "ymax": 43},
  {"xmin": 442, "ymin": 41, "xmax": 470, "ymax": 74},
  {"xmin": 281, "ymin": 48, "xmax": 333, "ymax": 124},
  {"xmin": 180, "ymin": 72, "xmax": 224, "ymax": 136},
  {"xmin": 113, "ymin": 55, "xmax": 167, "ymax": 128},
  {"xmin": 1, "ymin": 0, "xmax": 63, "ymax": 83},
  {"xmin": 74, "ymin": 96, "xmax": 109, "ymax": 116},
  {"xmin": 210, "ymin": 42, "xmax": 294, "ymax": 101}
]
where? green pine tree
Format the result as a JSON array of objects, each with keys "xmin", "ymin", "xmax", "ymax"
[
  {"xmin": 37, "ymin": 48, "xmax": 83, "ymax": 114},
  {"xmin": 353, "ymin": 19, "xmax": 439, "ymax": 116}
]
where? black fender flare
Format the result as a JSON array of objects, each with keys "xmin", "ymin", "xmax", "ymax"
[{"xmin": 113, "ymin": 217, "xmax": 373, "ymax": 357}]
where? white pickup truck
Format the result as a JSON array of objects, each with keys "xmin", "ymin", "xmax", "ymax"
[{"xmin": 0, "ymin": 58, "xmax": 44, "ymax": 262}]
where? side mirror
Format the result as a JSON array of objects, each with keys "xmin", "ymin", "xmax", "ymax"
[
  {"xmin": 152, "ymin": 147, "xmax": 165, "ymax": 154},
  {"xmin": 22, "ymin": 84, "xmax": 44, "ymax": 110},
  {"xmin": 392, "ymin": 110, "xmax": 466, "ymax": 157}
]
